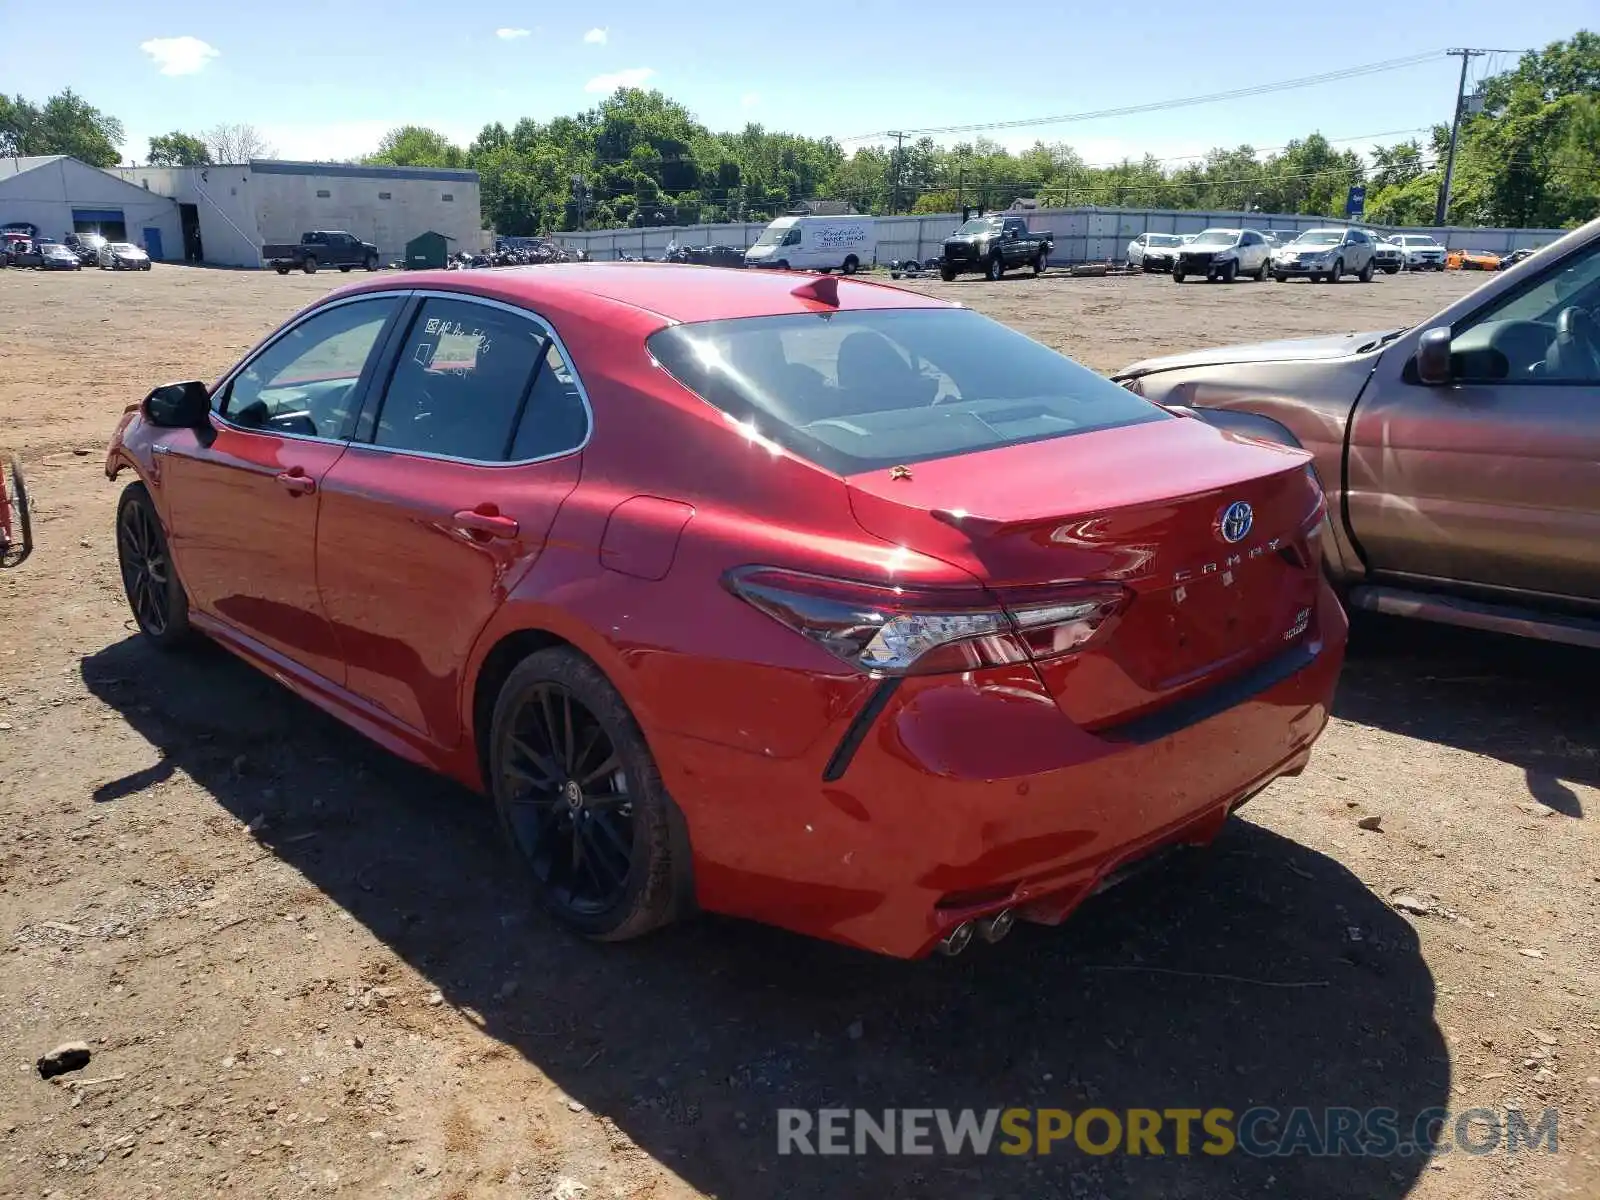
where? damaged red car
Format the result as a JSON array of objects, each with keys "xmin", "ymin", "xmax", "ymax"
[{"xmin": 105, "ymin": 264, "xmax": 1345, "ymax": 958}]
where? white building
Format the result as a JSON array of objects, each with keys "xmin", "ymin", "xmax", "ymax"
[
  {"xmin": 111, "ymin": 159, "xmax": 484, "ymax": 267},
  {"xmin": 0, "ymin": 155, "xmax": 182, "ymax": 258}
]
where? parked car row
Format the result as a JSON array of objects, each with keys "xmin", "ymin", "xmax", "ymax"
[
  {"xmin": 1123, "ymin": 228, "xmax": 1528, "ymax": 279},
  {"xmin": 3, "ymin": 232, "xmax": 150, "ymax": 271}
]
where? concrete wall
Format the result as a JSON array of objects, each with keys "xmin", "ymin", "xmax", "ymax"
[
  {"xmin": 113, "ymin": 165, "xmax": 264, "ymax": 267},
  {"xmin": 247, "ymin": 162, "xmax": 483, "ymax": 265},
  {"xmin": 109, "ymin": 160, "xmax": 483, "ymax": 267},
  {"xmin": 1, "ymin": 157, "xmax": 182, "ymax": 259},
  {"xmin": 556, "ymin": 207, "xmax": 1571, "ymax": 266}
]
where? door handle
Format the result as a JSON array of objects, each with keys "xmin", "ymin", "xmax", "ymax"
[
  {"xmin": 452, "ymin": 508, "xmax": 520, "ymax": 539},
  {"xmin": 276, "ymin": 468, "xmax": 316, "ymax": 495}
]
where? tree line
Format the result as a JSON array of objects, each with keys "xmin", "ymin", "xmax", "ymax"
[{"xmin": 4, "ymin": 33, "xmax": 1594, "ymax": 233}]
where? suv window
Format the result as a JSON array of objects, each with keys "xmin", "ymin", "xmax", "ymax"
[
  {"xmin": 1452, "ymin": 239, "xmax": 1600, "ymax": 383},
  {"xmin": 372, "ymin": 298, "xmax": 552, "ymax": 461},
  {"xmin": 1348, "ymin": 230, "xmax": 1368, "ymax": 244},
  {"xmin": 221, "ymin": 297, "xmax": 399, "ymax": 438}
]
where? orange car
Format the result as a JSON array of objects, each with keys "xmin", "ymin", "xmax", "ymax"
[{"xmin": 1447, "ymin": 248, "xmax": 1503, "ymax": 271}]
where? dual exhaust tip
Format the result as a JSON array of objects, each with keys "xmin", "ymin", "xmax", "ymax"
[{"xmin": 936, "ymin": 909, "xmax": 1015, "ymax": 956}]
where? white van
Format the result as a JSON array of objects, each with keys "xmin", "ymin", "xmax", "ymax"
[{"xmin": 744, "ymin": 215, "xmax": 876, "ymax": 273}]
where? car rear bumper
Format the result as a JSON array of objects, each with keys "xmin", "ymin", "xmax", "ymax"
[{"xmin": 662, "ymin": 577, "xmax": 1348, "ymax": 958}]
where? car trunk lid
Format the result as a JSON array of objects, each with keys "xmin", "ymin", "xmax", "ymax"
[{"xmin": 845, "ymin": 416, "xmax": 1323, "ymax": 729}]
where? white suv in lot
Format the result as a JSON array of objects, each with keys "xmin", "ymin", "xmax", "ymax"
[
  {"xmin": 1271, "ymin": 228, "xmax": 1377, "ymax": 283},
  {"xmin": 1390, "ymin": 234, "xmax": 1448, "ymax": 271},
  {"xmin": 1171, "ymin": 228, "xmax": 1273, "ymax": 283}
]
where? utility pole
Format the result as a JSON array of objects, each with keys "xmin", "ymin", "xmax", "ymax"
[
  {"xmin": 1435, "ymin": 48, "xmax": 1486, "ymax": 226},
  {"xmin": 886, "ymin": 130, "xmax": 906, "ymax": 214}
]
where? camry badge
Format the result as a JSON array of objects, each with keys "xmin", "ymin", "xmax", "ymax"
[{"xmin": 1219, "ymin": 501, "xmax": 1254, "ymax": 544}]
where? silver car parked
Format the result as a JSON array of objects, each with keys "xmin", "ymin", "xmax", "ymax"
[{"xmin": 1271, "ymin": 228, "xmax": 1377, "ymax": 283}]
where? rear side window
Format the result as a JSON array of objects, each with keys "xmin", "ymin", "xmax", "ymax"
[
  {"xmin": 648, "ymin": 309, "xmax": 1167, "ymax": 475},
  {"xmin": 509, "ymin": 343, "xmax": 589, "ymax": 459},
  {"xmin": 373, "ymin": 298, "xmax": 550, "ymax": 461}
]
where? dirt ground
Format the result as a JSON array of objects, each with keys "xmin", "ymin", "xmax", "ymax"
[{"xmin": 1, "ymin": 264, "xmax": 1596, "ymax": 1200}]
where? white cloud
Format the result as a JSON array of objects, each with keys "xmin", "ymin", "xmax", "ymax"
[
  {"xmin": 583, "ymin": 27, "xmax": 608, "ymax": 45},
  {"xmin": 583, "ymin": 67, "xmax": 654, "ymax": 94},
  {"xmin": 495, "ymin": 27, "xmax": 530, "ymax": 39},
  {"xmin": 740, "ymin": 92, "xmax": 760, "ymax": 108},
  {"xmin": 140, "ymin": 36, "xmax": 220, "ymax": 76}
]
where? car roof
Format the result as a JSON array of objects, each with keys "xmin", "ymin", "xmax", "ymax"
[{"xmin": 334, "ymin": 262, "xmax": 956, "ymax": 324}]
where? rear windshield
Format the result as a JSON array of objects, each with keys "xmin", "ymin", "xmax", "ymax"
[
  {"xmin": 647, "ymin": 308, "xmax": 1167, "ymax": 475},
  {"xmin": 1147, "ymin": 234, "xmax": 1183, "ymax": 246}
]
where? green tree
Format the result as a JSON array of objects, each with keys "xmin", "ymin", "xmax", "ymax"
[
  {"xmin": 0, "ymin": 89, "xmax": 123, "ymax": 165},
  {"xmin": 147, "ymin": 131, "xmax": 212, "ymax": 166},
  {"xmin": 366, "ymin": 126, "xmax": 466, "ymax": 168}
]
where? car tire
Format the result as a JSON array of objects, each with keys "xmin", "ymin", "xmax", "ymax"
[
  {"xmin": 1273, "ymin": 272, "xmax": 1287, "ymax": 283},
  {"xmin": 940, "ymin": 265, "xmax": 956, "ymax": 282},
  {"xmin": 302, "ymin": 256, "xmax": 318, "ymax": 275},
  {"xmin": 775, "ymin": 260, "xmax": 790, "ymax": 271},
  {"xmin": 116, "ymin": 482, "xmax": 191, "ymax": 650},
  {"xmin": 1329, "ymin": 258, "xmax": 1344, "ymax": 282},
  {"xmin": 1033, "ymin": 253, "xmax": 1047, "ymax": 276},
  {"xmin": 489, "ymin": 647, "xmax": 689, "ymax": 942},
  {"xmin": 276, "ymin": 267, "xmax": 290, "ymax": 275},
  {"xmin": 1383, "ymin": 265, "xmax": 1399, "ymax": 275},
  {"xmin": 338, "ymin": 265, "xmax": 352, "ymax": 273},
  {"xmin": 1172, "ymin": 271, "xmax": 1185, "ymax": 284},
  {"xmin": 364, "ymin": 254, "xmax": 379, "ymax": 272},
  {"xmin": 1358, "ymin": 258, "xmax": 1374, "ymax": 283},
  {"xmin": 986, "ymin": 254, "xmax": 1004, "ymax": 281},
  {"xmin": 1256, "ymin": 257, "xmax": 1270, "ymax": 281},
  {"xmin": 842, "ymin": 255, "xmax": 859, "ymax": 275}
]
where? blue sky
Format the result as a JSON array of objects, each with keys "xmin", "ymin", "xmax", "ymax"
[{"xmin": 1, "ymin": 1, "xmax": 1591, "ymax": 166}]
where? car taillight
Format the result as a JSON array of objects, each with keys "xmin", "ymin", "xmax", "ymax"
[{"xmin": 724, "ymin": 566, "xmax": 1128, "ymax": 676}]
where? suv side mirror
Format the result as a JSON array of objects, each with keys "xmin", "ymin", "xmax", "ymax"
[
  {"xmin": 144, "ymin": 381, "xmax": 211, "ymax": 428},
  {"xmin": 1415, "ymin": 328, "xmax": 1453, "ymax": 386}
]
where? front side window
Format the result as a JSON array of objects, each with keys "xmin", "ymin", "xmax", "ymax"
[
  {"xmin": 781, "ymin": 227, "xmax": 801, "ymax": 246},
  {"xmin": 222, "ymin": 298, "xmax": 400, "ymax": 437},
  {"xmin": 649, "ymin": 308, "xmax": 1168, "ymax": 475},
  {"xmin": 1451, "ymin": 240, "xmax": 1600, "ymax": 383},
  {"xmin": 372, "ymin": 298, "xmax": 551, "ymax": 461}
]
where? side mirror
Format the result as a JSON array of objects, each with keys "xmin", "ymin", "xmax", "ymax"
[
  {"xmin": 1415, "ymin": 327, "xmax": 1454, "ymax": 386},
  {"xmin": 143, "ymin": 381, "xmax": 211, "ymax": 428}
]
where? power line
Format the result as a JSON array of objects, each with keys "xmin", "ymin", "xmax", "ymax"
[{"xmin": 844, "ymin": 52, "xmax": 1448, "ymax": 141}]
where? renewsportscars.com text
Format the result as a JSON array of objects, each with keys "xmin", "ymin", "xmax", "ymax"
[{"xmin": 777, "ymin": 1107, "xmax": 1559, "ymax": 1158}]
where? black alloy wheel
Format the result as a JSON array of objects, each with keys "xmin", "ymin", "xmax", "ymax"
[
  {"xmin": 116, "ymin": 484, "xmax": 189, "ymax": 646},
  {"xmin": 500, "ymin": 681, "xmax": 635, "ymax": 916}
]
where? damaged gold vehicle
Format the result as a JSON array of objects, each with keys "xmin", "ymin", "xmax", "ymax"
[{"xmin": 1115, "ymin": 216, "xmax": 1600, "ymax": 649}]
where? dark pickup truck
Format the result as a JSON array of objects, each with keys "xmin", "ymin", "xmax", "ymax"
[
  {"xmin": 940, "ymin": 215, "xmax": 1053, "ymax": 281},
  {"xmin": 263, "ymin": 231, "xmax": 380, "ymax": 275}
]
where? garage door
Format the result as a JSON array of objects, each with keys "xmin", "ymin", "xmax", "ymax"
[{"xmin": 72, "ymin": 209, "xmax": 126, "ymax": 240}]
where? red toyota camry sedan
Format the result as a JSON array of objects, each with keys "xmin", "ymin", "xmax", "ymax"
[{"xmin": 106, "ymin": 264, "xmax": 1346, "ymax": 959}]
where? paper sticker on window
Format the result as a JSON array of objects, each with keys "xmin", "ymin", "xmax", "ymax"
[{"xmin": 431, "ymin": 327, "xmax": 486, "ymax": 373}]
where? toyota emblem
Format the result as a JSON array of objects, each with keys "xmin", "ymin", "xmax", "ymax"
[{"xmin": 1218, "ymin": 501, "xmax": 1254, "ymax": 544}]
